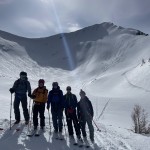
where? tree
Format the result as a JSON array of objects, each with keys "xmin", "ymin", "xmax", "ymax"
[{"xmin": 131, "ymin": 105, "xmax": 149, "ymax": 134}]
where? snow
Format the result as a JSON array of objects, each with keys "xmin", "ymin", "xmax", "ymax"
[{"xmin": 0, "ymin": 22, "xmax": 150, "ymax": 149}]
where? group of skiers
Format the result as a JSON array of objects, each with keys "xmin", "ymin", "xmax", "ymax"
[{"xmin": 9, "ymin": 71, "xmax": 94, "ymax": 143}]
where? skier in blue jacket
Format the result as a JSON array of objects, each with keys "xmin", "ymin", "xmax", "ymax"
[{"xmin": 47, "ymin": 82, "xmax": 64, "ymax": 133}]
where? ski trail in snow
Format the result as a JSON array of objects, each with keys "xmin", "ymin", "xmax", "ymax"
[
  {"xmin": 122, "ymin": 64, "xmax": 150, "ymax": 93},
  {"xmin": 94, "ymin": 125, "xmax": 132, "ymax": 150}
]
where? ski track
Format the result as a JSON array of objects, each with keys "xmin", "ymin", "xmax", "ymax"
[
  {"xmin": 122, "ymin": 64, "xmax": 150, "ymax": 93},
  {"xmin": 94, "ymin": 124, "xmax": 132, "ymax": 150}
]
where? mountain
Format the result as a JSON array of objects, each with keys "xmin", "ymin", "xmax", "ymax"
[{"xmin": 0, "ymin": 22, "xmax": 150, "ymax": 96}]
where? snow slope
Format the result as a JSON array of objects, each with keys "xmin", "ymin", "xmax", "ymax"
[{"xmin": 0, "ymin": 22, "xmax": 150, "ymax": 149}]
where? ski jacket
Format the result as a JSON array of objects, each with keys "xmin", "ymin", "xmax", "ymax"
[
  {"xmin": 32, "ymin": 86, "xmax": 48, "ymax": 103},
  {"xmin": 64, "ymin": 93, "xmax": 78, "ymax": 110},
  {"xmin": 77, "ymin": 96, "xmax": 94, "ymax": 120},
  {"xmin": 12, "ymin": 78, "xmax": 31, "ymax": 95},
  {"xmin": 47, "ymin": 86, "xmax": 64, "ymax": 110}
]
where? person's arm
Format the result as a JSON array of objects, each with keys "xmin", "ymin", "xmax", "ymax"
[
  {"xmin": 77, "ymin": 103, "xmax": 81, "ymax": 120},
  {"xmin": 73, "ymin": 95, "xmax": 78, "ymax": 109},
  {"xmin": 60, "ymin": 90, "xmax": 64, "ymax": 109},
  {"xmin": 10, "ymin": 80, "xmax": 17, "ymax": 93},
  {"xmin": 89, "ymin": 100, "xmax": 94, "ymax": 118},
  {"xmin": 44, "ymin": 89, "xmax": 48, "ymax": 103},
  {"xmin": 12, "ymin": 80, "xmax": 18, "ymax": 91},
  {"xmin": 27, "ymin": 81, "xmax": 32, "ymax": 96}
]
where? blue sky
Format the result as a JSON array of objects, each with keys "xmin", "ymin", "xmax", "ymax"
[{"xmin": 0, "ymin": 0, "xmax": 149, "ymax": 38}]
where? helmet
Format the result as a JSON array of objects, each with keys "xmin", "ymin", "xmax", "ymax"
[
  {"xmin": 52, "ymin": 82, "xmax": 58, "ymax": 87},
  {"xmin": 20, "ymin": 71, "xmax": 27, "ymax": 77},
  {"xmin": 39, "ymin": 79, "xmax": 45, "ymax": 84},
  {"xmin": 66, "ymin": 86, "xmax": 71, "ymax": 91}
]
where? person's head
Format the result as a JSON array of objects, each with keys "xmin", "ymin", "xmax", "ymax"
[
  {"xmin": 66, "ymin": 86, "xmax": 71, "ymax": 94},
  {"xmin": 52, "ymin": 82, "xmax": 58, "ymax": 89},
  {"xmin": 20, "ymin": 71, "xmax": 27, "ymax": 80},
  {"xmin": 38, "ymin": 79, "xmax": 45, "ymax": 88},
  {"xmin": 79, "ymin": 89, "xmax": 86, "ymax": 99}
]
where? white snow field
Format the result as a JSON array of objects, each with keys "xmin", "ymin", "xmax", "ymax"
[{"xmin": 0, "ymin": 22, "xmax": 150, "ymax": 149}]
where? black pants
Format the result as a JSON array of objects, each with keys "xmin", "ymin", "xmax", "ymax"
[
  {"xmin": 65, "ymin": 111, "xmax": 81, "ymax": 137},
  {"xmin": 80, "ymin": 117, "xmax": 94, "ymax": 140},
  {"xmin": 51, "ymin": 107, "xmax": 63, "ymax": 132},
  {"xmin": 14, "ymin": 94, "xmax": 29, "ymax": 122},
  {"xmin": 33, "ymin": 103, "xmax": 45, "ymax": 127}
]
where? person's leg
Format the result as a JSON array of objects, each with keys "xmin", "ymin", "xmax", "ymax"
[
  {"xmin": 58, "ymin": 109, "xmax": 63, "ymax": 132},
  {"xmin": 33, "ymin": 104, "xmax": 39, "ymax": 128},
  {"xmin": 80, "ymin": 119, "xmax": 86, "ymax": 138},
  {"xmin": 66, "ymin": 112, "xmax": 73, "ymax": 135},
  {"xmin": 87, "ymin": 118, "xmax": 94, "ymax": 141},
  {"xmin": 39, "ymin": 103, "xmax": 45, "ymax": 128},
  {"xmin": 72, "ymin": 113, "xmax": 81, "ymax": 138},
  {"xmin": 51, "ymin": 108, "xmax": 58, "ymax": 132},
  {"xmin": 21, "ymin": 95, "xmax": 29, "ymax": 122},
  {"xmin": 13, "ymin": 95, "xmax": 21, "ymax": 122}
]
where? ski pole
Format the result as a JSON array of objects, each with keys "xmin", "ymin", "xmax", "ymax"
[
  {"xmin": 10, "ymin": 94, "xmax": 12, "ymax": 130},
  {"xmin": 29, "ymin": 102, "xmax": 34, "ymax": 129},
  {"xmin": 28, "ymin": 98, "xmax": 32, "ymax": 130},
  {"xmin": 87, "ymin": 112, "xmax": 101, "ymax": 132},
  {"xmin": 48, "ymin": 109, "xmax": 51, "ymax": 134},
  {"xmin": 92, "ymin": 119, "xmax": 101, "ymax": 132},
  {"xmin": 97, "ymin": 99, "xmax": 110, "ymax": 120}
]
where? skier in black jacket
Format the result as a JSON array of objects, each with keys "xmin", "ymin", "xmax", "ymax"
[
  {"xmin": 64, "ymin": 86, "xmax": 81, "ymax": 139},
  {"xmin": 9, "ymin": 71, "xmax": 32, "ymax": 125},
  {"xmin": 77, "ymin": 90, "xmax": 94, "ymax": 142}
]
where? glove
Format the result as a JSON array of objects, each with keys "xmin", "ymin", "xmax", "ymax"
[
  {"xmin": 47, "ymin": 105, "xmax": 50, "ymax": 110},
  {"xmin": 9, "ymin": 88, "xmax": 14, "ymax": 94}
]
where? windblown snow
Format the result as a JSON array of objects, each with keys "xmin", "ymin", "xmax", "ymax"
[{"xmin": 0, "ymin": 22, "xmax": 150, "ymax": 150}]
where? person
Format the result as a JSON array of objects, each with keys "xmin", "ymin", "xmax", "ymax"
[
  {"xmin": 47, "ymin": 82, "xmax": 64, "ymax": 133},
  {"xmin": 77, "ymin": 89, "xmax": 94, "ymax": 142},
  {"xmin": 31, "ymin": 79, "xmax": 48, "ymax": 130},
  {"xmin": 9, "ymin": 71, "xmax": 32, "ymax": 124},
  {"xmin": 64, "ymin": 86, "xmax": 81, "ymax": 139}
]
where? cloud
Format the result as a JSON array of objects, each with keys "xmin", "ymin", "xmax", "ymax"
[{"xmin": 0, "ymin": 0, "xmax": 149, "ymax": 37}]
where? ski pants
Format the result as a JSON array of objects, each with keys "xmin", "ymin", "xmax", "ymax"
[
  {"xmin": 80, "ymin": 117, "xmax": 94, "ymax": 140},
  {"xmin": 14, "ymin": 94, "xmax": 29, "ymax": 122},
  {"xmin": 51, "ymin": 108, "xmax": 63, "ymax": 132},
  {"xmin": 65, "ymin": 111, "xmax": 81, "ymax": 137},
  {"xmin": 33, "ymin": 102, "xmax": 45, "ymax": 127}
]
